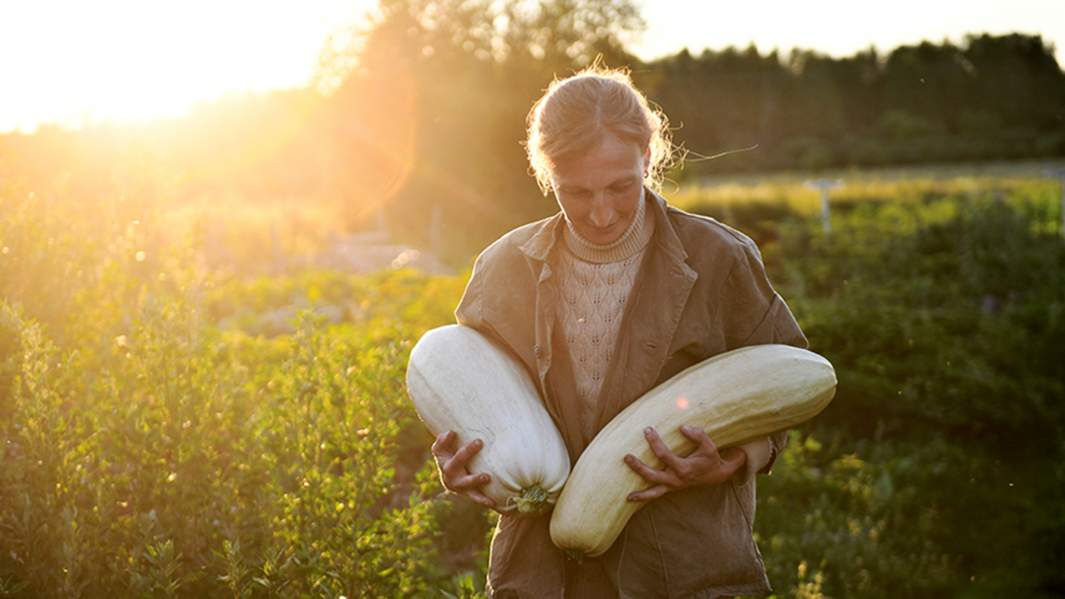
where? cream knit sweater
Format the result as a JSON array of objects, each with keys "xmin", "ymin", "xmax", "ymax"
[
  {"xmin": 557, "ymin": 196, "xmax": 771, "ymax": 482},
  {"xmin": 557, "ymin": 195, "xmax": 654, "ymax": 437}
]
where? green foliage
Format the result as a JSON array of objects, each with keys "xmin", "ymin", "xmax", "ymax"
[
  {"xmin": 0, "ymin": 218, "xmax": 480, "ymax": 596},
  {"xmin": 2, "ymin": 173, "xmax": 1064, "ymax": 597},
  {"xmin": 748, "ymin": 191, "xmax": 1065, "ymax": 598}
]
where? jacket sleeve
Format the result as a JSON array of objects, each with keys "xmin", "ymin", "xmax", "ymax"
[
  {"xmin": 722, "ymin": 238, "xmax": 809, "ymax": 478},
  {"xmin": 454, "ymin": 245, "xmax": 514, "ymax": 357},
  {"xmin": 454, "ymin": 252, "xmax": 487, "ymax": 329},
  {"xmin": 732, "ymin": 437, "xmax": 773, "ymax": 486}
]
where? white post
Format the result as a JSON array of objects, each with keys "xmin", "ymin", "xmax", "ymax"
[
  {"xmin": 820, "ymin": 188, "xmax": 831, "ymax": 234},
  {"xmin": 804, "ymin": 179, "xmax": 843, "ymax": 235}
]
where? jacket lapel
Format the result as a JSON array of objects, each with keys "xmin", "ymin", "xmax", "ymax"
[
  {"xmin": 516, "ymin": 214, "xmax": 577, "ymax": 442},
  {"xmin": 591, "ymin": 190, "xmax": 699, "ymax": 436},
  {"xmin": 513, "ymin": 190, "xmax": 699, "ymax": 453},
  {"xmin": 516, "ymin": 211, "xmax": 563, "ymax": 390}
]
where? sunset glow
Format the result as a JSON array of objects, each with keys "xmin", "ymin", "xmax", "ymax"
[
  {"xmin": 1, "ymin": 0, "xmax": 1062, "ymax": 133},
  {"xmin": 0, "ymin": 0, "xmax": 371, "ymax": 132}
]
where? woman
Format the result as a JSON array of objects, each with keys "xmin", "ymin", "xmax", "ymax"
[{"xmin": 431, "ymin": 66, "xmax": 808, "ymax": 598}]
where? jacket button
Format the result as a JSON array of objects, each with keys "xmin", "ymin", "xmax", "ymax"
[
  {"xmin": 644, "ymin": 341, "xmax": 657, "ymax": 351},
  {"xmin": 534, "ymin": 345, "xmax": 543, "ymax": 357}
]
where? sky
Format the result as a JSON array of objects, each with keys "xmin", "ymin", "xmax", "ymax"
[
  {"xmin": 633, "ymin": 0, "xmax": 1065, "ymax": 63},
  {"xmin": 1, "ymin": 0, "xmax": 1062, "ymax": 134}
]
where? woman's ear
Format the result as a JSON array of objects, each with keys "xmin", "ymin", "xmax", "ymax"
[{"xmin": 642, "ymin": 146, "xmax": 651, "ymax": 176}]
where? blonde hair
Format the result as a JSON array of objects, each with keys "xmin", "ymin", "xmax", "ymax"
[{"xmin": 525, "ymin": 63, "xmax": 676, "ymax": 195}]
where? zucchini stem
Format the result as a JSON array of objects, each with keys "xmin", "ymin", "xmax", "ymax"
[{"xmin": 512, "ymin": 485, "xmax": 549, "ymax": 514}]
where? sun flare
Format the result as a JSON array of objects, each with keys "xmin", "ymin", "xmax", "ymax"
[{"xmin": 0, "ymin": 0, "xmax": 370, "ymax": 132}]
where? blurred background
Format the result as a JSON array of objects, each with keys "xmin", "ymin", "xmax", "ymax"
[
  {"xmin": 1, "ymin": 1, "xmax": 1064, "ymax": 597},
  {"xmin": 3, "ymin": 0, "xmax": 1065, "ymax": 265}
]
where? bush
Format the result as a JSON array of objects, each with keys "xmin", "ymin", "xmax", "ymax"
[
  {"xmin": 3, "ymin": 177, "xmax": 1063, "ymax": 597},
  {"xmin": 0, "ymin": 289, "xmax": 483, "ymax": 596}
]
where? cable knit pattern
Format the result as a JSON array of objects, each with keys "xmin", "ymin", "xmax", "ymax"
[{"xmin": 557, "ymin": 196, "xmax": 655, "ymax": 437}]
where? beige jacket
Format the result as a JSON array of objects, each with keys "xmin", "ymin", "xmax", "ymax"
[{"xmin": 454, "ymin": 189, "xmax": 809, "ymax": 598}]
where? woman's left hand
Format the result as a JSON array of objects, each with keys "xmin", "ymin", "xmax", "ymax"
[{"xmin": 624, "ymin": 425, "xmax": 747, "ymax": 502}]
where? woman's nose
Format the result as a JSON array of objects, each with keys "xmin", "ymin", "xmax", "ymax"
[{"xmin": 588, "ymin": 195, "xmax": 616, "ymax": 227}]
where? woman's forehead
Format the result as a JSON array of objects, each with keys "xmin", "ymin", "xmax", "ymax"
[{"xmin": 552, "ymin": 133, "xmax": 645, "ymax": 188}]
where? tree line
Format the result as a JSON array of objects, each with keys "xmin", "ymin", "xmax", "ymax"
[
  {"xmin": 330, "ymin": 0, "xmax": 1065, "ymax": 258},
  {"xmin": 2, "ymin": 0, "xmax": 1062, "ymax": 262}
]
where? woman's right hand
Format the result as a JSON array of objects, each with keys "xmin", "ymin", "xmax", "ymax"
[{"xmin": 431, "ymin": 430, "xmax": 498, "ymax": 511}]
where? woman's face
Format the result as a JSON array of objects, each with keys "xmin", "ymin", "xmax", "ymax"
[{"xmin": 549, "ymin": 133, "xmax": 649, "ymax": 245}]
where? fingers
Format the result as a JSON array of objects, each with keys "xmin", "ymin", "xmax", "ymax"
[
  {"xmin": 624, "ymin": 453, "xmax": 683, "ymax": 487},
  {"xmin": 643, "ymin": 427, "xmax": 693, "ymax": 480},
  {"xmin": 442, "ymin": 468, "xmax": 496, "ymax": 509},
  {"xmin": 431, "ymin": 433, "xmax": 495, "ymax": 509},
  {"xmin": 431, "ymin": 430, "xmax": 457, "ymax": 459},
  {"xmin": 465, "ymin": 489, "xmax": 497, "ymax": 510},
  {"xmin": 448, "ymin": 438, "xmax": 485, "ymax": 471},
  {"xmin": 450, "ymin": 471, "xmax": 491, "ymax": 491},
  {"xmin": 680, "ymin": 425, "xmax": 719, "ymax": 458},
  {"xmin": 720, "ymin": 446, "xmax": 747, "ymax": 470},
  {"xmin": 437, "ymin": 437, "xmax": 484, "ymax": 481},
  {"xmin": 627, "ymin": 484, "xmax": 669, "ymax": 502}
]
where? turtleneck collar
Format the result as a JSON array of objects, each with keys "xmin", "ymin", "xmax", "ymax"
[{"xmin": 562, "ymin": 191, "xmax": 654, "ymax": 264}]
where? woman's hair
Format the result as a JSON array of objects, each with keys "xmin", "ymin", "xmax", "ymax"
[{"xmin": 525, "ymin": 63, "xmax": 677, "ymax": 195}]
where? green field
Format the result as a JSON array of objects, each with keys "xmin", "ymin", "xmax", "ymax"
[{"xmin": 2, "ymin": 168, "xmax": 1064, "ymax": 597}]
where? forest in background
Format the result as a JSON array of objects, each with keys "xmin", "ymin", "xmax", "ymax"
[{"xmin": 2, "ymin": 0, "xmax": 1063, "ymax": 263}]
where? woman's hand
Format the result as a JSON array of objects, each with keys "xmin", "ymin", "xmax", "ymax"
[
  {"xmin": 431, "ymin": 430, "xmax": 499, "ymax": 510},
  {"xmin": 624, "ymin": 425, "xmax": 747, "ymax": 502}
]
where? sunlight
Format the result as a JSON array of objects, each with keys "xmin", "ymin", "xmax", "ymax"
[
  {"xmin": 3, "ymin": 0, "xmax": 1063, "ymax": 132},
  {"xmin": 0, "ymin": 0, "xmax": 371, "ymax": 132}
]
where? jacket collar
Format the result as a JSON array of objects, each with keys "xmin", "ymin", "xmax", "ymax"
[
  {"xmin": 516, "ymin": 187, "xmax": 700, "ymax": 449},
  {"xmin": 518, "ymin": 187, "xmax": 689, "ymax": 266}
]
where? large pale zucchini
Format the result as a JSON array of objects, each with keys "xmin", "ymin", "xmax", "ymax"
[
  {"xmin": 406, "ymin": 324, "xmax": 570, "ymax": 514},
  {"xmin": 550, "ymin": 344, "xmax": 836, "ymax": 556}
]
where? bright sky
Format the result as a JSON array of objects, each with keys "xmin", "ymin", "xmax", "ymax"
[
  {"xmin": 633, "ymin": 0, "xmax": 1065, "ymax": 64},
  {"xmin": 1, "ymin": 0, "xmax": 1062, "ymax": 134},
  {"xmin": 0, "ymin": 0, "xmax": 372, "ymax": 133}
]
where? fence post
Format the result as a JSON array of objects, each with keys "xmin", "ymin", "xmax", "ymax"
[{"xmin": 804, "ymin": 178, "xmax": 843, "ymax": 235}]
